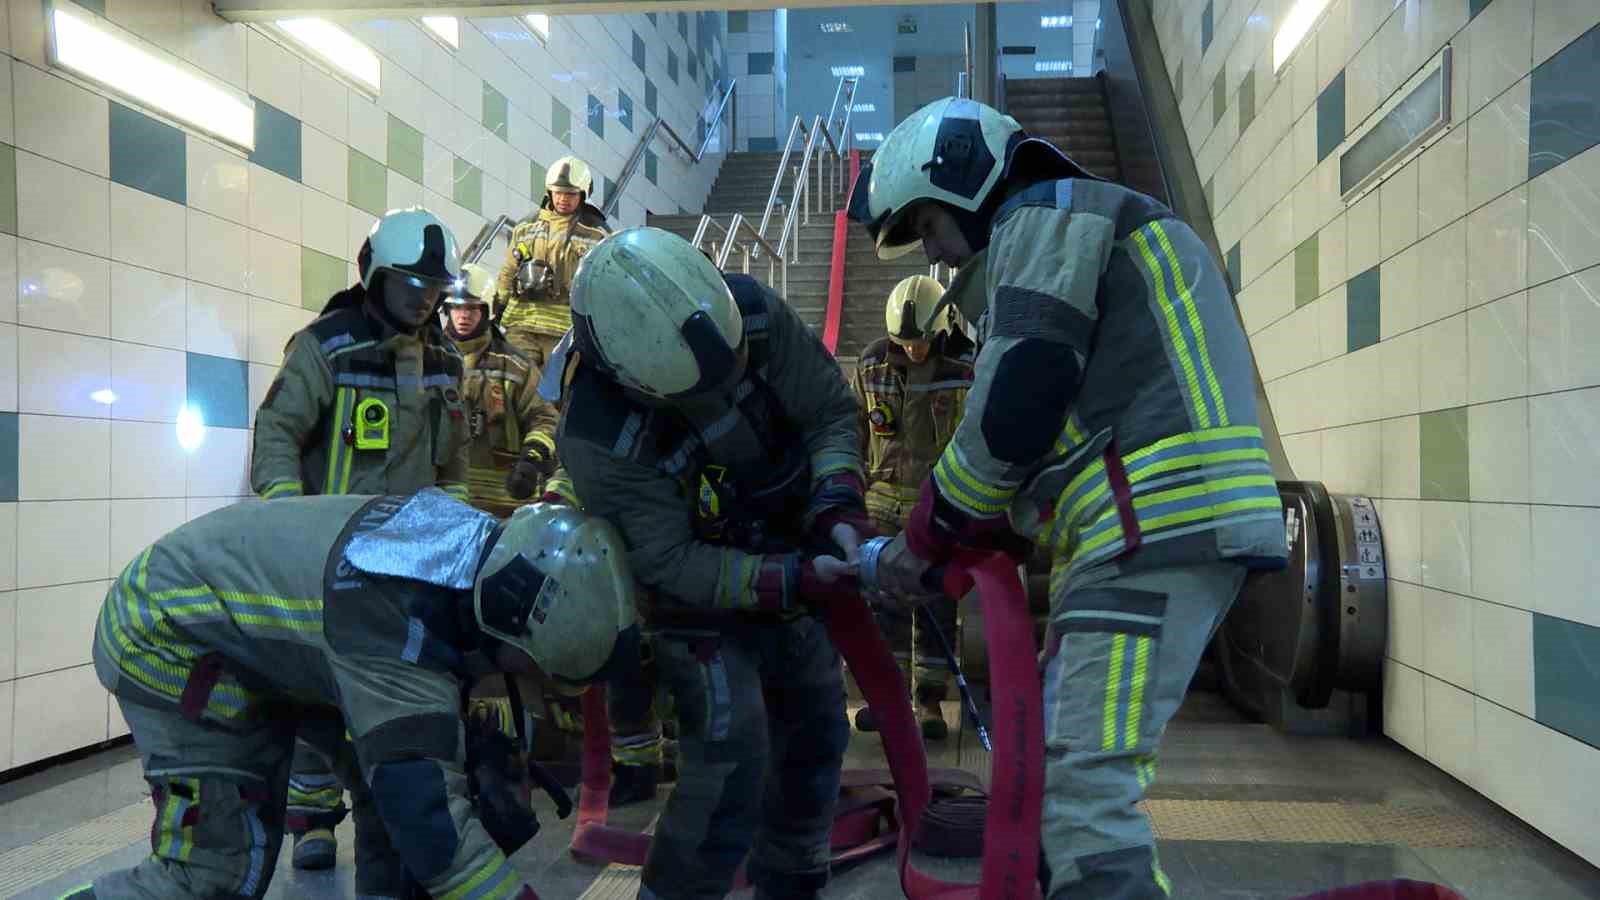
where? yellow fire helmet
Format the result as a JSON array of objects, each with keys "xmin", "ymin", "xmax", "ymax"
[
  {"xmin": 474, "ymin": 502, "xmax": 640, "ymax": 687},
  {"xmin": 885, "ymin": 274, "xmax": 949, "ymax": 342},
  {"xmin": 445, "ymin": 262, "xmax": 496, "ymax": 308}
]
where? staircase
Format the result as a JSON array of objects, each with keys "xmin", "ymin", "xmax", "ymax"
[{"xmin": 1003, "ymin": 77, "xmax": 1122, "ymax": 182}]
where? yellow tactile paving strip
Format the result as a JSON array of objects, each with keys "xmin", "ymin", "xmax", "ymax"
[
  {"xmin": 0, "ymin": 800, "xmax": 150, "ymax": 896},
  {"xmin": 1140, "ymin": 798, "xmax": 1534, "ymax": 849},
  {"xmin": 574, "ymin": 815, "xmax": 658, "ymax": 900}
]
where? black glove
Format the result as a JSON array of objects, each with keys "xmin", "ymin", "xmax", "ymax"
[
  {"xmin": 505, "ymin": 453, "xmax": 553, "ymax": 500},
  {"xmin": 463, "ymin": 721, "xmax": 541, "ymax": 856}
]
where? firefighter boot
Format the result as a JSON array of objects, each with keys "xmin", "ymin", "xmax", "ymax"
[
  {"xmin": 292, "ymin": 828, "xmax": 338, "ymax": 870},
  {"xmin": 609, "ymin": 762, "xmax": 660, "ymax": 807},
  {"xmin": 916, "ymin": 683, "xmax": 949, "ymax": 741}
]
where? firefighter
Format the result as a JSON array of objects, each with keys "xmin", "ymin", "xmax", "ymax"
[
  {"xmin": 444, "ymin": 262, "xmax": 559, "ymax": 516},
  {"xmin": 553, "ymin": 227, "xmax": 867, "ymax": 900},
  {"xmin": 69, "ymin": 492, "xmax": 639, "ymax": 900},
  {"xmin": 249, "ymin": 207, "xmax": 470, "ymax": 871},
  {"xmin": 849, "ymin": 97, "xmax": 1288, "ymax": 899},
  {"xmin": 850, "ymin": 274, "xmax": 974, "ymax": 740}
]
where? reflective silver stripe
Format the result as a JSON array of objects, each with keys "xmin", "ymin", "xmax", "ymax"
[
  {"xmin": 614, "ymin": 412, "xmax": 643, "ymax": 457},
  {"xmin": 1060, "ymin": 610, "xmax": 1163, "ymax": 628},
  {"xmin": 335, "ymin": 373, "xmax": 396, "ymax": 389},
  {"xmin": 240, "ymin": 806, "xmax": 267, "ymax": 896},
  {"xmin": 699, "ymin": 405, "xmax": 741, "ymax": 442},
  {"xmin": 706, "ymin": 654, "xmax": 732, "ymax": 741},
  {"xmin": 320, "ymin": 333, "xmax": 355, "ymax": 353},
  {"xmin": 905, "ymin": 379, "xmax": 972, "ymax": 393},
  {"xmin": 401, "ymin": 617, "xmax": 425, "ymax": 663}
]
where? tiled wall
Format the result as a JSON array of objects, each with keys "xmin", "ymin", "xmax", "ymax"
[
  {"xmin": 727, "ymin": 9, "xmax": 785, "ymax": 152},
  {"xmin": 0, "ymin": 0, "xmax": 727, "ymax": 772},
  {"xmin": 1149, "ymin": 0, "xmax": 1600, "ymax": 865}
]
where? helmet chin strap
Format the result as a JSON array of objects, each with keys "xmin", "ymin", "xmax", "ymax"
[{"xmin": 366, "ymin": 272, "xmax": 425, "ymax": 335}]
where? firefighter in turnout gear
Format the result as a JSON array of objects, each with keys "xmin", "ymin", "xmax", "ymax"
[
  {"xmin": 72, "ymin": 492, "xmax": 639, "ymax": 900},
  {"xmin": 494, "ymin": 155, "xmax": 610, "ymax": 368},
  {"xmin": 849, "ymin": 97, "xmax": 1288, "ymax": 900},
  {"xmin": 446, "ymin": 263, "xmax": 560, "ymax": 516},
  {"xmin": 850, "ymin": 274, "xmax": 973, "ymax": 740},
  {"xmin": 249, "ymin": 207, "xmax": 471, "ymax": 872},
  {"xmin": 555, "ymin": 227, "xmax": 866, "ymax": 900}
]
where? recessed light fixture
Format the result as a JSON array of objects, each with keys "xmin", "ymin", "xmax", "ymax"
[
  {"xmin": 821, "ymin": 22, "xmax": 852, "ymax": 33},
  {"xmin": 1040, "ymin": 15, "xmax": 1074, "ymax": 28},
  {"xmin": 851, "ymin": 103, "xmax": 876, "ymax": 113},
  {"xmin": 854, "ymin": 131, "xmax": 884, "ymax": 141},
  {"xmin": 1034, "ymin": 60, "xmax": 1072, "ymax": 72},
  {"xmin": 275, "ymin": 18, "xmax": 381, "ymax": 95},
  {"xmin": 421, "ymin": 17, "xmax": 459, "ymax": 49},
  {"xmin": 49, "ymin": 4, "xmax": 255, "ymax": 150},
  {"xmin": 1274, "ymin": 0, "xmax": 1333, "ymax": 72},
  {"xmin": 831, "ymin": 65, "xmax": 864, "ymax": 77}
]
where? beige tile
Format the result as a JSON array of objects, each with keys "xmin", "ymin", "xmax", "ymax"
[
  {"xmin": 1379, "ymin": 161, "xmax": 1420, "ymax": 260},
  {"xmin": 1528, "ymin": 386, "xmax": 1600, "ymax": 506},
  {"xmin": 16, "ymin": 239, "xmax": 111, "ymax": 339},
  {"xmin": 109, "ymin": 499, "xmax": 187, "ymax": 575},
  {"xmin": 1466, "ymin": 184, "xmax": 1529, "ymax": 308},
  {"xmin": 109, "ymin": 184, "xmax": 187, "ymax": 278},
  {"xmin": 1526, "ymin": 145, "xmax": 1600, "ymax": 287},
  {"xmin": 1316, "ymin": 284, "xmax": 1348, "ymax": 363},
  {"xmin": 15, "ymin": 580, "xmax": 105, "ymax": 674},
  {"xmin": 347, "ymin": 95, "xmax": 388, "ymax": 167},
  {"xmin": 17, "ymin": 415, "xmax": 110, "ymax": 501},
  {"xmin": 245, "ymin": 230, "xmax": 300, "ymax": 307},
  {"xmin": 1321, "ymin": 422, "xmax": 1383, "ymax": 496},
  {"xmin": 300, "ymin": 186, "xmax": 350, "ymax": 262},
  {"xmin": 1346, "ymin": 188, "xmax": 1382, "ymax": 278},
  {"xmin": 1378, "ymin": 498, "xmax": 1423, "ymax": 584},
  {"xmin": 0, "ymin": 323, "xmax": 12, "ymax": 413},
  {"xmin": 6, "ymin": 0, "xmax": 46, "ymax": 69},
  {"xmin": 187, "ymin": 282, "xmax": 248, "ymax": 361},
  {"xmin": 1465, "ymin": 78, "xmax": 1530, "ymax": 213},
  {"xmin": 1463, "ymin": 0, "xmax": 1533, "ymax": 116},
  {"xmin": 108, "ymin": 263, "xmax": 186, "ymax": 351},
  {"xmin": 1381, "ymin": 415, "xmax": 1421, "ymax": 499},
  {"xmin": 1413, "ymin": 220, "xmax": 1468, "ymax": 328},
  {"xmin": 1417, "ymin": 126, "xmax": 1468, "ymax": 239},
  {"xmin": 247, "ymin": 296, "xmax": 311, "ymax": 365},
  {"xmin": 1388, "ymin": 580, "xmax": 1425, "ymax": 667},
  {"xmin": 1467, "ymin": 292, "xmax": 1529, "ymax": 403},
  {"xmin": 108, "ymin": 695, "xmax": 128, "ymax": 740},
  {"xmin": 1469, "ymin": 502, "xmax": 1532, "ymax": 610},
  {"xmin": 248, "ymin": 164, "xmax": 302, "ymax": 245},
  {"xmin": 1474, "ymin": 697, "xmax": 1542, "ymax": 823},
  {"xmin": 105, "ymin": 0, "xmax": 184, "ymax": 52},
  {"xmin": 15, "ymin": 150, "xmax": 109, "ymax": 258},
  {"xmin": 16, "ymin": 500, "xmax": 108, "ymax": 590},
  {"xmin": 11, "ymin": 61, "xmax": 109, "ymax": 177},
  {"xmin": 1383, "ymin": 658, "xmax": 1426, "ymax": 755},
  {"xmin": 12, "ymin": 665, "xmax": 109, "ymax": 766},
  {"xmin": 1282, "ymin": 432, "xmax": 1324, "ymax": 476},
  {"xmin": 187, "ymin": 208, "xmax": 250, "ymax": 295},
  {"xmin": 110, "ymin": 420, "xmax": 185, "ymax": 500},
  {"xmin": 1528, "ymin": 268, "xmax": 1600, "ymax": 394},
  {"xmin": 1531, "ymin": 0, "xmax": 1599, "ymax": 66},
  {"xmin": 246, "ymin": 27, "xmax": 302, "ymax": 119},
  {"xmin": 1423, "ymin": 674, "xmax": 1476, "ymax": 781},
  {"xmin": 1530, "ymin": 504, "xmax": 1600, "ymax": 628},
  {"xmin": 1344, "ymin": 348, "xmax": 1381, "ymax": 426},
  {"xmin": 185, "ymin": 135, "xmax": 249, "ymax": 226},
  {"xmin": 17, "ymin": 327, "xmax": 111, "ymax": 419},
  {"xmin": 1421, "ymin": 500, "xmax": 1472, "ymax": 595},
  {"xmin": 1417, "ymin": 314, "xmax": 1468, "ymax": 412},
  {"xmin": 110, "ymin": 342, "xmax": 185, "ymax": 424},
  {"xmin": 0, "ymin": 233, "xmax": 16, "ymax": 324},
  {"xmin": 1473, "ymin": 599, "xmax": 1534, "ymax": 716},
  {"xmin": 186, "ymin": 496, "xmax": 240, "ymax": 522},
  {"xmin": 247, "ymin": 362, "xmax": 276, "ymax": 430},
  {"xmin": 1421, "ymin": 0, "xmax": 1469, "ymax": 57},
  {"xmin": 1535, "ymin": 713, "xmax": 1600, "ymax": 866},
  {"xmin": 1379, "ymin": 328, "xmax": 1422, "ymax": 419},
  {"xmin": 1468, "ymin": 397, "xmax": 1530, "ymax": 503},
  {"xmin": 1317, "ymin": 213, "xmax": 1348, "ymax": 296},
  {"xmin": 0, "ymin": 680, "xmax": 10, "ymax": 769},
  {"xmin": 0, "ymin": 587, "xmax": 11, "ymax": 678},
  {"xmin": 181, "ymin": 0, "xmax": 245, "ymax": 89},
  {"xmin": 301, "ymin": 125, "xmax": 348, "ymax": 204},
  {"xmin": 1379, "ymin": 242, "xmax": 1421, "ymax": 339},
  {"xmin": 300, "ymin": 63, "xmax": 350, "ymax": 145},
  {"xmin": 186, "ymin": 426, "xmax": 250, "ymax": 497}
]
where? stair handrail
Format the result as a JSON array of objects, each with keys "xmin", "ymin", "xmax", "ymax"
[
  {"xmin": 691, "ymin": 212, "xmax": 788, "ymax": 298},
  {"xmin": 754, "ymin": 75, "xmax": 857, "ymax": 253},
  {"xmin": 461, "ymin": 214, "xmax": 517, "ymax": 267},
  {"xmin": 755, "ymin": 116, "xmax": 805, "ymax": 243},
  {"xmin": 603, "ymin": 79, "xmax": 738, "ymax": 220},
  {"xmin": 775, "ymin": 114, "xmax": 833, "ymax": 265}
]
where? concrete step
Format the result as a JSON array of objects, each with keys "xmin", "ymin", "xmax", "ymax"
[{"xmin": 1005, "ymin": 77, "xmax": 1103, "ymax": 96}]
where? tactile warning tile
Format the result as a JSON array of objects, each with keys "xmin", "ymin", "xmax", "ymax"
[
  {"xmin": 0, "ymin": 801, "xmax": 149, "ymax": 895},
  {"xmin": 574, "ymin": 815, "xmax": 658, "ymax": 899},
  {"xmin": 1139, "ymin": 799, "xmax": 1535, "ymax": 849}
]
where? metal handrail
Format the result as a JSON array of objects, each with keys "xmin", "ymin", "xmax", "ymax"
[
  {"xmin": 689, "ymin": 212, "xmax": 787, "ymax": 297},
  {"xmin": 755, "ymin": 117, "xmax": 804, "ymax": 241}
]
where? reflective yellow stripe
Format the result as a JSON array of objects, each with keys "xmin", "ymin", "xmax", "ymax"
[
  {"xmin": 326, "ymin": 388, "xmax": 355, "ymax": 495},
  {"xmin": 1077, "ymin": 493, "xmax": 1283, "ymax": 556},
  {"xmin": 439, "ymin": 855, "xmax": 518, "ymax": 900},
  {"xmin": 1128, "ymin": 447, "xmax": 1268, "ymax": 481},
  {"xmin": 1124, "ymin": 636, "xmax": 1151, "ymax": 750},
  {"xmin": 1102, "ymin": 634, "xmax": 1125, "ymax": 752},
  {"xmin": 441, "ymin": 482, "xmax": 471, "ymax": 501},
  {"xmin": 525, "ymin": 431, "xmax": 556, "ymax": 455},
  {"xmin": 933, "ymin": 453, "xmax": 1011, "ymax": 516},
  {"xmin": 1151, "ymin": 221, "xmax": 1228, "ymax": 426},
  {"xmin": 1129, "ymin": 229, "xmax": 1209, "ymax": 429},
  {"xmin": 261, "ymin": 480, "xmax": 302, "ymax": 499}
]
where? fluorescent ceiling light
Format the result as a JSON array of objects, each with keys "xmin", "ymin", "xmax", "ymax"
[
  {"xmin": 277, "ymin": 18, "xmax": 381, "ymax": 95},
  {"xmin": 1041, "ymin": 15, "xmax": 1073, "ymax": 28},
  {"xmin": 525, "ymin": 14, "xmax": 551, "ymax": 41},
  {"xmin": 49, "ymin": 5, "xmax": 254, "ymax": 150},
  {"xmin": 1274, "ymin": 0, "xmax": 1333, "ymax": 72},
  {"xmin": 851, "ymin": 103, "xmax": 876, "ymax": 112},
  {"xmin": 1034, "ymin": 60, "xmax": 1072, "ymax": 72},
  {"xmin": 421, "ymin": 16, "xmax": 459, "ymax": 49},
  {"xmin": 854, "ymin": 131, "xmax": 884, "ymax": 141},
  {"xmin": 821, "ymin": 21, "xmax": 852, "ymax": 33},
  {"xmin": 831, "ymin": 65, "xmax": 864, "ymax": 77}
]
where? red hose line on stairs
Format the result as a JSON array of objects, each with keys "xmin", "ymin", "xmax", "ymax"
[{"xmin": 821, "ymin": 150, "xmax": 861, "ymax": 355}]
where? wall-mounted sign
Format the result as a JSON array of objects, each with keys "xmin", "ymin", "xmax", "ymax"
[{"xmin": 897, "ymin": 15, "xmax": 917, "ymax": 34}]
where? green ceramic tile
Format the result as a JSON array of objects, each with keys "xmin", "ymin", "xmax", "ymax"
[
  {"xmin": 728, "ymin": 10, "xmax": 748, "ymax": 32},
  {"xmin": 1213, "ymin": 69, "xmax": 1227, "ymax": 127},
  {"xmin": 302, "ymin": 246, "xmax": 347, "ymax": 311},
  {"xmin": 453, "ymin": 158, "xmax": 482, "ymax": 215},
  {"xmin": 387, "ymin": 114, "xmax": 424, "ymax": 185},
  {"xmin": 347, "ymin": 148, "xmax": 387, "ymax": 217},
  {"xmin": 110, "ymin": 102, "xmax": 186, "ymax": 205},
  {"xmin": 0, "ymin": 144, "xmax": 16, "ymax": 236},
  {"xmin": 186, "ymin": 353, "xmax": 249, "ymax": 430},
  {"xmin": 552, "ymin": 99, "xmax": 572, "ymax": 145},
  {"xmin": 1318, "ymin": 71, "xmax": 1347, "ymax": 161},
  {"xmin": 1239, "ymin": 70, "xmax": 1256, "ymax": 133},
  {"xmin": 0, "ymin": 411, "xmax": 16, "ymax": 502},
  {"xmin": 531, "ymin": 160, "xmax": 546, "ymax": 201},
  {"xmin": 483, "ymin": 83, "xmax": 509, "ymax": 140},
  {"xmin": 1534, "ymin": 614, "xmax": 1600, "ymax": 750},
  {"xmin": 1419, "ymin": 408, "xmax": 1470, "ymax": 500},
  {"xmin": 1295, "ymin": 234, "xmax": 1320, "ymax": 308},
  {"xmin": 1347, "ymin": 265, "xmax": 1380, "ymax": 351}
]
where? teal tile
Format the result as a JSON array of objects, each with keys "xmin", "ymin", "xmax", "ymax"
[
  {"xmin": 110, "ymin": 102, "xmax": 186, "ymax": 205},
  {"xmin": 688, "ymin": 53, "xmax": 698, "ymax": 83},
  {"xmin": 749, "ymin": 52, "xmax": 774, "ymax": 76},
  {"xmin": 1468, "ymin": 0, "xmax": 1494, "ymax": 19},
  {"xmin": 679, "ymin": 11, "xmax": 688, "ymax": 39},
  {"xmin": 1528, "ymin": 23, "xmax": 1600, "ymax": 179},
  {"xmin": 604, "ymin": 176, "xmax": 617, "ymax": 210},
  {"xmin": 248, "ymin": 98, "xmax": 301, "ymax": 182},
  {"xmin": 668, "ymin": 49, "xmax": 679, "ymax": 83},
  {"xmin": 552, "ymin": 99, "xmax": 572, "ymax": 145},
  {"xmin": 1201, "ymin": 1, "xmax": 1214, "ymax": 53},
  {"xmin": 0, "ymin": 144, "xmax": 15, "ymax": 236},
  {"xmin": 618, "ymin": 91, "xmax": 634, "ymax": 132},
  {"xmin": 1419, "ymin": 408, "xmax": 1470, "ymax": 500},
  {"xmin": 587, "ymin": 94, "xmax": 605, "ymax": 139},
  {"xmin": 633, "ymin": 32, "xmax": 647, "ymax": 72},
  {"xmin": 1534, "ymin": 614, "xmax": 1600, "ymax": 750},
  {"xmin": 728, "ymin": 10, "xmax": 748, "ymax": 32},
  {"xmin": 483, "ymin": 83, "xmax": 509, "ymax": 140},
  {"xmin": 302, "ymin": 246, "xmax": 347, "ymax": 311},
  {"xmin": 1213, "ymin": 69, "xmax": 1226, "ymax": 127},
  {"xmin": 645, "ymin": 149, "xmax": 658, "ymax": 185},
  {"xmin": 1295, "ymin": 234, "xmax": 1319, "ymax": 308},
  {"xmin": 646, "ymin": 81, "xmax": 658, "ymax": 118},
  {"xmin": 1347, "ymin": 265, "xmax": 1380, "ymax": 351},
  {"xmin": 1226, "ymin": 242, "xmax": 1241, "ymax": 290},
  {"xmin": 531, "ymin": 159, "xmax": 546, "ymax": 201},
  {"xmin": 387, "ymin": 115, "xmax": 423, "ymax": 185},
  {"xmin": 1239, "ymin": 70, "xmax": 1256, "ymax": 133},
  {"xmin": 1318, "ymin": 71, "xmax": 1347, "ymax": 161},
  {"xmin": 186, "ymin": 353, "xmax": 249, "ymax": 430},
  {"xmin": 347, "ymin": 148, "xmax": 387, "ymax": 218},
  {"xmin": 0, "ymin": 411, "xmax": 15, "ymax": 502},
  {"xmin": 453, "ymin": 158, "xmax": 482, "ymax": 215}
]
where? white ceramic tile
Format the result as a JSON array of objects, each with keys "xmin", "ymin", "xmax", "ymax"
[
  {"xmin": 1388, "ymin": 579, "xmax": 1424, "ymax": 667},
  {"xmin": 1473, "ymin": 696, "xmax": 1541, "ymax": 821},
  {"xmin": 1538, "ymin": 716, "xmax": 1600, "ymax": 866},
  {"xmin": 1421, "ymin": 500, "xmax": 1472, "ymax": 595},
  {"xmin": 15, "ymin": 579, "xmax": 105, "ymax": 674},
  {"xmin": 245, "ymin": 231, "xmax": 300, "ymax": 308},
  {"xmin": 1379, "ymin": 329, "xmax": 1422, "ymax": 420},
  {"xmin": 1467, "ymin": 291, "xmax": 1529, "ymax": 403},
  {"xmin": 11, "ymin": 61, "xmax": 110, "ymax": 177},
  {"xmin": 110, "ymin": 419, "xmax": 186, "ymax": 500},
  {"xmin": 348, "ymin": 95, "xmax": 388, "ymax": 166},
  {"xmin": 1379, "ymin": 161, "xmax": 1420, "ymax": 260},
  {"xmin": 17, "ymin": 415, "xmax": 110, "ymax": 501},
  {"xmin": 5, "ymin": 0, "xmax": 46, "ymax": 68},
  {"xmin": 16, "ymin": 239, "xmax": 111, "ymax": 339},
  {"xmin": 1466, "ymin": 184, "xmax": 1529, "ymax": 308},
  {"xmin": 1468, "ymin": 398, "xmax": 1529, "ymax": 504},
  {"xmin": 0, "ymin": 233, "xmax": 16, "ymax": 324},
  {"xmin": 105, "ymin": 0, "xmax": 184, "ymax": 51},
  {"xmin": 187, "ymin": 209, "xmax": 250, "ymax": 294},
  {"xmin": 108, "ymin": 695, "xmax": 128, "ymax": 740},
  {"xmin": 107, "ymin": 263, "xmax": 186, "ymax": 352},
  {"xmin": 185, "ymin": 136, "xmax": 249, "ymax": 226},
  {"xmin": 1317, "ymin": 213, "xmax": 1347, "ymax": 296},
  {"xmin": 1316, "ymin": 284, "xmax": 1348, "ymax": 363},
  {"xmin": 1528, "ymin": 386, "xmax": 1600, "ymax": 506},
  {"xmin": 1379, "ymin": 242, "xmax": 1421, "ymax": 339},
  {"xmin": 248, "ymin": 164, "xmax": 302, "ymax": 244},
  {"xmin": 187, "ymin": 426, "xmax": 250, "ymax": 497},
  {"xmin": 1340, "ymin": 343, "xmax": 1379, "ymax": 426},
  {"xmin": 1380, "ymin": 415, "xmax": 1421, "ymax": 499},
  {"xmin": 1463, "ymin": 0, "xmax": 1533, "ymax": 115},
  {"xmin": 1532, "ymin": 0, "xmax": 1599, "ymax": 65},
  {"xmin": 247, "ymin": 362, "xmax": 276, "ymax": 429},
  {"xmin": 186, "ymin": 282, "xmax": 248, "ymax": 360},
  {"xmin": 301, "ymin": 63, "xmax": 350, "ymax": 145},
  {"xmin": 1413, "ymin": 220, "xmax": 1468, "ymax": 329},
  {"xmin": 247, "ymin": 27, "xmax": 302, "ymax": 118},
  {"xmin": 1423, "ymin": 674, "xmax": 1476, "ymax": 781},
  {"xmin": 1528, "ymin": 268, "xmax": 1600, "ymax": 396},
  {"xmin": 181, "ymin": 0, "xmax": 245, "ymax": 89},
  {"xmin": 301, "ymin": 186, "xmax": 350, "ymax": 261},
  {"xmin": 1281, "ymin": 432, "xmax": 1324, "ymax": 476},
  {"xmin": 16, "ymin": 500, "xmax": 109, "ymax": 590},
  {"xmin": 301, "ymin": 126, "xmax": 348, "ymax": 204},
  {"xmin": 1473, "ymin": 599, "xmax": 1534, "ymax": 716},
  {"xmin": 1383, "ymin": 658, "xmax": 1426, "ymax": 755},
  {"xmin": 387, "ymin": 168, "xmax": 425, "ymax": 212},
  {"xmin": 1417, "ymin": 314, "xmax": 1468, "ymax": 412},
  {"xmin": 186, "ymin": 496, "xmax": 239, "ymax": 521},
  {"xmin": 109, "ymin": 341, "xmax": 185, "ymax": 425},
  {"xmin": 17, "ymin": 328, "xmax": 111, "ymax": 419},
  {"xmin": 0, "ymin": 324, "xmax": 12, "ymax": 413},
  {"xmin": 1465, "ymin": 78, "xmax": 1531, "ymax": 213},
  {"xmin": 1320, "ymin": 422, "xmax": 1382, "ymax": 496},
  {"xmin": 1421, "ymin": 585, "xmax": 1476, "ymax": 688},
  {"xmin": 1527, "ymin": 145, "xmax": 1600, "ymax": 287},
  {"xmin": 1417, "ymin": 126, "xmax": 1468, "ymax": 239},
  {"xmin": 1469, "ymin": 502, "xmax": 1533, "ymax": 610},
  {"xmin": 15, "ymin": 151, "xmax": 110, "ymax": 258},
  {"xmin": 109, "ymin": 499, "xmax": 186, "ymax": 575},
  {"xmin": 247, "ymin": 297, "xmax": 310, "ymax": 365},
  {"xmin": 1530, "ymin": 504, "xmax": 1600, "ymax": 627},
  {"xmin": 12, "ymin": 665, "xmax": 109, "ymax": 767},
  {"xmin": 1345, "ymin": 188, "xmax": 1382, "ymax": 278},
  {"xmin": 109, "ymin": 184, "xmax": 187, "ymax": 278}
]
